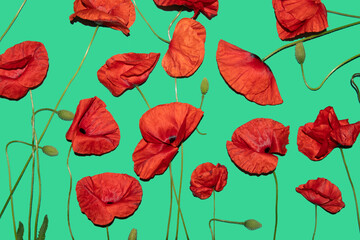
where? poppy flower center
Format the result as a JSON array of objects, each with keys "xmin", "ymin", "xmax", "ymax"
[
  {"xmin": 264, "ymin": 147, "xmax": 270, "ymax": 153},
  {"xmin": 168, "ymin": 135, "xmax": 177, "ymax": 144},
  {"xmin": 79, "ymin": 128, "xmax": 86, "ymax": 134}
]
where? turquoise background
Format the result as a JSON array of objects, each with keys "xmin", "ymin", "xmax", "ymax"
[{"xmin": 1, "ymin": 0, "xmax": 360, "ymax": 239}]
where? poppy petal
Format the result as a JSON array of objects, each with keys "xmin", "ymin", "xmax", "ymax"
[
  {"xmin": 76, "ymin": 173, "xmax": 143, "ymax": 226},
  {"xmin": 0, "ymin": 41, "xmax": 49, "ymax": 100},
  {"xmin": 133, "ymin": 139, "xmax": 179, "ymax": 180},
  {"xmin": 216, "ymin": 40, "xmax": 282, "ymax": 106},
  {"xmin": 139, "ymin": 102, "xmax": 204, "ymax": 147},
  {"xmin": 162, "ymin": 18, "xmax": 206, "ymax": 78},
  {"xmin": 227, "ymin": 118, "xmax": 290, "ymax": 175},
  {"xmin": 296, "ymin": 178, "xmax": 345, "ymax": 214},
  {"xmin": 66, "ymin": 97, "xmax": 120, "ymax": 155},
  {"xmin": 97, "ymin": 53, "xmax": 160, "ymax": 96}
]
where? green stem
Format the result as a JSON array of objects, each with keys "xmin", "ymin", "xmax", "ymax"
[
  {"xmin": 166, "ymin": 173, "xmax": 173, "ymax": 240},
  {"xmin": 175, "ymin": 78, "xmax": 178, "ymax": 102},
  {"xmin": 131, "ymin": 0, "xmax": 170, "ymax": 44},
  {"xmin": 327, "ymin": 10, "xmax": 360, "ymax": 19},
  {"xmin": 34, "ymin": 108, "xmax": 58, "ymax": 116},
  {"xmin": 262, "ymin": 21, "xmax": 360, "ymax": 62},
  {"xmin": 175, "ymin": 144, "xmax": 184, "ymax": 239},
  {"xmin": 169, "ymin": 164, "xmax": 189, "ymax": 240},
  {"xmin": 273, "ymin": 171, "xmax": 278, "ymax": 240},
  {"xmin": 135, "ymin": 85, "xmax": 151, "ymax": 109},
  {"xmin": 312, "ymin": 205, "xmax": 317, "ymax": 240},
  {"xmin": 168, "ymin": 9, "xmax": 182, "ymax": 40},
  {"xmin": 106, "ymin": 226, "xmax": 110, "ymax": 240},
  {"xmin": 0, "ymin": 0, "xmax": 27, "ymax": 43},
  {"xmin": 5, "ymin": 142, "xmax": 17, "ymax": 239},
  {"xmin": 0, "ymin": 26, "xmax": 99, "ymax": 219},
  {"xmin": 213, "ymin": 191, "xmax": 215, "ymax": 240},
  {"xmin": 300, "ymin": 54, "xmax": 360, "ymax": 91},
  {"xmin": 350, "ymin": 73, "xmax": 360, "ymax": 103},
  {"xmin": 195, "ymin": 94, "xmax": 207, "ymax": 135},
  {"xmin": 67, "ymin": 144, "xmax": 75, "ymax": 240},
  {"xmin": 209, "ymin": 218, "xmax": 245, "ymax": 238},
  {"xmin": 340, "ymin": 148, "xmax": 360, "ymax": 230}
]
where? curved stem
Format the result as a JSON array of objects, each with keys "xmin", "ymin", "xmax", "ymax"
[
  {"xmin": 312, "ymin": 205, "xmax": 317, "ymax": 240},
  {"xmin": 135, "ymin": 85, "xmax": 151, "ymax": 109},
  {"xmin": 213, "ymin": 191, "xmax": 215, "ymax": 240},
  {"xmin": 195, "ymin": 94, "xmax": 207, "ymax": 135},
  {"xmin": 5, "ymin": 143, "xmax": 17, "ymax": 239},
  {"xmin": 131, "ymin": 0, "xmax": 170, "ymax": 44},
  {"xmin": 0, "ymin": 0, "xmax": 27, "ymax": 43},
  {"xmin": 67, "ymin": 144, "xmax": 75, "ymax": 240},
  {"xmin": 350, "ymin": 73, "xmax": 360, "ymax": 103},
  {"xmin": 262, "ymin": 21, "xmax": 360, "ymax": 62},
  {"xmin": 300, "ymin": 54, "xmax": 360, "ymax": 91},
  {"xmin": 209, "ymin": 218, "xmax": 245, "ymax": 237},
  {"xmin": 273, "ymin": 171, "xmax": 278, "ymax": 240},
  {"xmin": 340, "ymin": 148, "xmax": 360, "ymax": 230},
  {"xmin": 168, "ymin": 9, "xmax": 183, "ymax": 40},
  {"xmin": 175, "ymin": 78, "xmax": 178, "ymax": 102},
  {"xmin": 28, "ymin": 144, "xmax": 35, "ymax": 240},
  {"xmin": 106, "ymin": 227, "xmax": 110, "ymax": 240},
  {"xmin": 327, "ymin": 10, "xmax": 360, "ymax": 19},
  {"xmin": 166, "ymin": 173, "xmax": 173, "ymax": 240},
  {"xmin": 195, "ymin": 128, "xmax": 206, "ymax": 135},
  {"xmin": 34, "ymin": 108, "xmax": 58, "ymax": 116},
  {"xmin": 175, "ymin": 144, "xmax": 184, "ymax": 239},
  {"xmin": 169, "ymin": 164, "xmax": 189, "ymax": 239},
  {"xmin": 0, "ymin": 26, "xmax": 99, "ymax": 219}
]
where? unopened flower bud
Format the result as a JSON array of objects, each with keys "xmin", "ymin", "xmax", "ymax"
[
  {"xmin": 128, "ymin": 228, "xmax": 137, "ymax": 240},
  {"xmin": 42, "ymin": 145, "xmax": 59, "ymax": 157},
  {"xmin": 244, "ymin": 219, "xmax": 262, "ymax": 230},
  {"xmin": 200, "ymin": 77, "xmax": 209, "ymax": 95},
  {"xmin": 295, "ymin": 42, "xmax": 305, "ymax": 64},
  {"xmin": 57, "ymin": 110, "xmax": 75, "ymax": 121}
]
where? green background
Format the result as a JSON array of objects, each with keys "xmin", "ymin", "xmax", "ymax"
[{"xmin": 1, "ymin": 0, "xmax": 360, "ymax": 239}]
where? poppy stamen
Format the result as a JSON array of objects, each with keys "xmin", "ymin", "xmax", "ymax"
[
  {"xmin": 265, "ymin": 147, "xmax": 270, "ymax": 153},
  {"xmin": 168, "ymin": 136, "xmax": 177, "ymax": 143},
  {"xmin": 79, "ymin": 128, "xmax": 86, "ymax": 134}
]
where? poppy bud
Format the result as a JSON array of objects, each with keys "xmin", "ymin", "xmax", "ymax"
[
  {"xmin": 200, "ymin": 77, "xmax": 209, "ymax": 95},
  {"xmin": 128, "ymin": 228, "xmax": 137, "ymax": 240},
  {"xmin": 295, "ymin": 42, "xmax": 305, "ymax": 64},
  {"xmin": 42, "ymin": 145, "xmax": 59, "ymax": 156},
  {"xmin": 244, "ymin": 219, "xmax": 262, "ymax": 230},
  {"xmin": 57, "ymin": 110, "xmax": 75, "ymax": 121}
]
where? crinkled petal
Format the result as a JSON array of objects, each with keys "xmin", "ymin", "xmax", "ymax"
[{"xmin": 216, "ymin": 40, "xmax": 282, "ymax": 105}]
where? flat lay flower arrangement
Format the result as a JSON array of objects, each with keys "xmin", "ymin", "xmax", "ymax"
[{"xmin": 0, "ymin": 0, "xmax": 360, "ymax": 239}]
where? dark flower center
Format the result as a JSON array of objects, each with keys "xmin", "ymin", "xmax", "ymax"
[
  {"xmin": 79, "ymin": 128, "xmax": 86, "ymax": 134},
  {"xmin": 264, "ymin": 147, "xmax": 270, "ymax": 153},
  {"xmin": 168, "ymin": 135, "xmax": 177, "ymax": 144}
]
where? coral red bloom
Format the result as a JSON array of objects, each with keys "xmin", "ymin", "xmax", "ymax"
[
  {"xmin": 227, "ymin": 118, "xmax": 290, "ymax": 176},
  {"xmin": 133, "ymin": 102, "xmax": 203, "ymax": 180},
  {"xmin": 97, "ymin": 53, "xmax": 160, "ymax": 97},
  {"xmin": 216, "ymin": 40, "xmax": 282, "ymax": 106},
  {"xmin": 0, "ymin": 41, "xmax": 49, "ymax": 100},
  {"xmin": 153, "ymin": 0, "xmax": 218, "ymax": 19},
  {"xmin": 273, "ymin": 0, "xmax": 328, "ymax": 40},
  {"xmin": 66, "ymin": 96, "xmax": 120, "ymax": 155},
  {"xmin": 296, "ymin": 178, "xmax": 345, "ymax": 214},
  {"xmin": 76, "ymin": 172, "xmax": 143, "ymax": 226},
  {"xmin": 190, "ymin": 162, "xmax": 228, "ymax": 199},
  {"xmin": 162, "ymin": 18, "xmax": 206, "ymax": 78},
  {"xmin": 69, "ymin": 0, "xmax": 136, "ymax": 35},
  {"xmin": 297, "ymin": 106, "xmax": 360, "ymax": 161}
]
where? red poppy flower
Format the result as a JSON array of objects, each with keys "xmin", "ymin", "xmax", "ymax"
[
  {"xmin": 0, "ymin": 41, "xmax": 49, "ymax": 100},
  {"xmin": 190, "ymin": 162, "xmax": 228, "ymax": 199},
  {"xmin": 66, "ymin": 96, "xmax": 120, "ymax": 155},
  {"xmin": 97, "ymin": 53, "xmax": 160, "ymax": 97},
  {"xmin": 297, "ymin": 106, "xmax": 360, "ymax": 161},
  {"xmin": 133, "ymin": 102, "xmax": 203, "ymax": 180},
  {"xmin": 296, "ymin": 178, "xmax": 345, "ymax": 214},
  {"xmin": 162, "ymin": 18, "xmax": 206, "ymax": 78},
  {"xmin": 69, "ymin": 0, "xmax": 136, "ymax": 36},
  {"xmin": 153, "ymin": 0, "xmax": 218, "ymax": 20},
  {"xmin": 272, "ymin": 0, "xmax": 328, "ymax": 40},
  {"xmin": 76, "ymin": 172, "xmax": 143, "ymax": 226},
  {"xmin": 227, "ymin": 118, "xmax": 290, "ymax": 176},
  {"xmin": 216, "ymin": 40, "xmax": 282, "ymax": 106}
]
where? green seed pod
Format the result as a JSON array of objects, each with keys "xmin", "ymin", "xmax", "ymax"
[
  {"xmin": 42, "ymin": 145, "xmax": 59, "ymax": 157},
  {"xmin": 200, "ymin": 77, "xmax": 209, "ymax": 95},
  {"xmin": 57, "ymin": 110, "xmax": 75, "ymax": 121},
  {"xmin": 128, "ymin": 228, "xmax": 137, "ymax": 240},
  {"xmin": 244, "ymin": 219, "xmax": 262, "ymax": 230},
  {"xmin": 295, "ymin": 42, "xmax": 305, "ymax": 64}
]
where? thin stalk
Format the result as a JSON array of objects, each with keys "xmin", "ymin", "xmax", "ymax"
[
  {"xmin": 168, "ymin": 9, "xmax": 183, "ymax": 40},
  {"xmin": 106, "ymin": 227, "xmax": 110, "ymax": 240},
  {"xmin": 300, "ymin": 54, "xmax": 360, "ymax": 91},
  {"xmin": 166, "ymin": 174, "xmax": 173, "ymax": 240},
  {"xmin": 34, "ymin": 108, "xmax": 58, "ymax": 116},
  {"xmin": 262, "ymin": 21, "xmax": 360, "ymax": 62},
  {"xmin": 0, "ymin": 26, "xmax": 99, "ymax": 219},
  {"xmin": 273, "ymin": 171, "xmax": 278, "ymax": 240},
  {"xmin": 327, "ymin": 10, "xmax": 360, "ymax": 19},
  {"xmin": 312, "ymin": 205, "xmax": 317, "ymax": 240},
  {"xmin": 350, "ymin": 73, "xmax": 360, "ymax": 103},
  {"xmin": 195, "ymin": 94, "xmax": 207, "ymax": 135},
  {"xmin": 340, "ymin": 148, "xmax": 360, "ymax": 230},
  {"xmin": 213, "ymin": 191, "xmax": 215, "ymax": 240},
  {"xmin": 209, "ymin": 218, "xmax": 245, "ymax": 238},
  {"xmin": 175, "ymin": 144, "xmax": 184, "ymax": 239},
  {"xmin": 135, "ymin": 85, "xmax": 151, "ymax": 109},
  {"xmin": 67, "ymin": 144, "xmax": 75, "ymax": 240},
  {"xmin": 175, "ymin": 78, "xmax": 178, "ymax": 102},
  {"xmin": 131, "ymin": 0, "xmax": 170, "ymax": 44},
  {"xmin": 169, "ymin": 165, "xmax": 189, "ymax": 239},
  {"xmin": 0, "ymin": 0, "xmax": 27, "ymax": 42}
]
